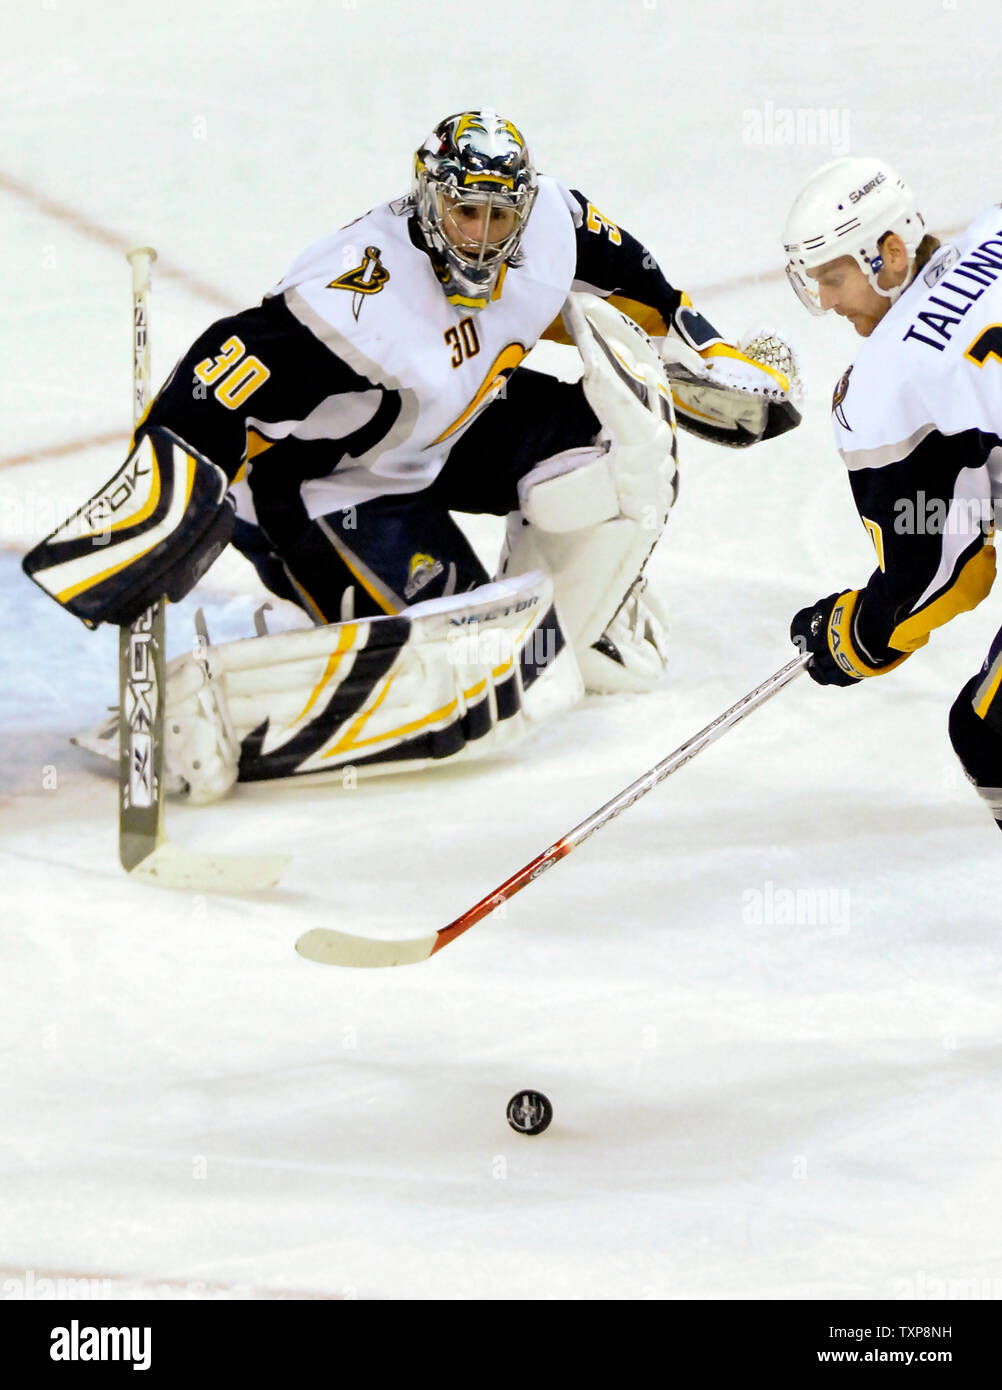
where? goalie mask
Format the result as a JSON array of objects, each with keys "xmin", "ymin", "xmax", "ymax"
[
  {"xmin": 783, "ymin": 156, "xmax": 925, "ymax": 315},
  {"xmin": 413, "ymin": 110, "xmax": 538, "ymax": 312}
]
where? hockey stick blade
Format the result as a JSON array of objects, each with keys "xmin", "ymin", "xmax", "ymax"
[
  {"xmin": 296, "ymin": 927, "xmax": 438, "ymax": 968},
  {"xmin": 295, "ymin": 654, "xmax": 811, "ymax": 968},
  {"xmin": 128, "ymin": 838, "xmax": 289, "ymax": 892}
]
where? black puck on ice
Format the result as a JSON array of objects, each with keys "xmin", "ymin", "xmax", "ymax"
[{"xmin": 506, "ymin": 1090, "xmax": 553, "ymax": 1135}]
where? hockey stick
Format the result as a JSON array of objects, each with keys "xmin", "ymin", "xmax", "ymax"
[
  {"xmin": 296, "ymin": 653, "xmax": 812, "ymax": 967},
  {"xmin": 117, "ymin": 247, "xmax": 288, "ymax": 891}
]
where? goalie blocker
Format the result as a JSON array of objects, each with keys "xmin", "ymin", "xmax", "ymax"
[{"xmin": 22, "ymin": 426, "xmax": 234, "ymax": 628}]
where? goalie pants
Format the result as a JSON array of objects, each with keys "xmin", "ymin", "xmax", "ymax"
[{"xmin": 233, "ymin": 369, "xmax": 600, "ymax": 622}]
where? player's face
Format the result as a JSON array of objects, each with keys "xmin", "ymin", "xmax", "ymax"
[
  {"xmin": 439, "ymin": 191, "xmax": 519, "ymax": 259},
  {"xmin": 808, "ymin": 256, "xmax": 892, "ymax": 337}
]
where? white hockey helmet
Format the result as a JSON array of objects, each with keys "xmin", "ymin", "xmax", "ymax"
[{"xmin": 783, "ymin": 156, "xmax": 925, "ymax": 314}]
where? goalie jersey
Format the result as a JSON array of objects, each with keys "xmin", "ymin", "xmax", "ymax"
[
  {"xmin": 143, "ymin": 177, "xmax": 722, "ymax": 531},
  {"xmin": 830, "ymin": 205, "xmax": 1002, "ymax": 668}
]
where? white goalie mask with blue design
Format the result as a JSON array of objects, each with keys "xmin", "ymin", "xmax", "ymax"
[{"xmin": 413, "ymin": 110, "xmax": 538, "ymax": 312}]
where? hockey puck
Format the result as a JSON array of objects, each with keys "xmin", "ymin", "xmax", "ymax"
[{"xmin": 506, "ymin": 1090, "xmax": 553, "ymax": 1135}]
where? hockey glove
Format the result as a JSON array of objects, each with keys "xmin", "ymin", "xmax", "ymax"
[
  {"xmin": 658, "ymin": 327, "xmax": 802, "ymax": 448},
  {"xmin": 791, "ymin": 589, "xmax": 911, "ymax": 687},
  {"xmin": 22, "ymin": 426, "xmax": 235, "ymax": 628}
]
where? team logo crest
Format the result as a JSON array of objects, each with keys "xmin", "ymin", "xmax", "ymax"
[
  {"xmin": 404, "ymin": 552, "xmax": 444, "ymax": 600},
  {"xmin": 831, "ymin": 365, "xmax": 853, "ymax": 431},
  {"xmin": 327, "ymin": 246, "xmax": 389, "ymax": 321}
]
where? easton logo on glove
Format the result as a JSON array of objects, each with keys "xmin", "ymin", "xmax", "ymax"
[{"xmin": 791, "ymin": 588, "xmax": 911, "ymax": 687}]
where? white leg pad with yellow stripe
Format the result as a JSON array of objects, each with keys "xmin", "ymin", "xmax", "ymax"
[
  {"xmin": 499, "ymin": 292, "xmax": 677, "ymax": 694},
  {"xmin": 137, "ymin": 570, "xmax": 581, "ymax": 802}
]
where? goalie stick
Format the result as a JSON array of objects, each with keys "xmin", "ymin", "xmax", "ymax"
[
  {"xmin": 295, "ymin": 653, "xmax": 811, "ymax": 967},
  {"xmin": 117, "ymin": 247, "xmax": 288, "ymax": 891}
]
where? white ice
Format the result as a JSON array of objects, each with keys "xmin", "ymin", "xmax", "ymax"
[{"xmin": 1, "ymin": 0, "xmax": 1001, "ymax": 1302}]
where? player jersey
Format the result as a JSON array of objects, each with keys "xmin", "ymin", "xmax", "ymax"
[
  {"xmin": 264, "ymin": 176, "xmax": 577, "ymax": 515},
  {"xmin": 144, "ymin": 176, "xmax": 712, "ymax": 538},
  {"xmin": 830, "ymin": 205, "xmax": 1002, "ymax": 663}
]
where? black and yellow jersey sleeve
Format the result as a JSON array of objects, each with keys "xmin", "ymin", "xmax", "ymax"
[
  {"xmin": 144, "ymin": 295, "xmax": 396, "ymax": 486},
  {"xmin": 541, "ymin": 187, "xmax": 725, "ymax": 349},
  {"xmin": 846, "ymin": 426, "xmax": 998, "ymax": 666}
]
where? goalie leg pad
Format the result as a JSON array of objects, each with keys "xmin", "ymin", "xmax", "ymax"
[
  {"xmin": 160, "ymin": 570, "xmax": 582, "ymax": 799},
  {"xmin": 499, "ymin": 294, "xmax": 678, "ymax": 693},
  {"xmin": 22, "ymin": 427, "xmax": 233, "ymax": 627}
]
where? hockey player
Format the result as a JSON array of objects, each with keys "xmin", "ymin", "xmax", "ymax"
[
  {"xmin": 784, "ymin": 156, "xmax": 1002, "ymax": 830},
  {"xmin": 25, "ymin": 110, "xmax": 800, "ymax": 801}
]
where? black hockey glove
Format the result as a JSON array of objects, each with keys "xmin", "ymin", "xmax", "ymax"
[
  {"xmin": 23, "ymin": 427, "xmax": 235, "ymax": 628},
  {"xmin": 790, "ymin": 592, "xmax": 861, "ymax": 687},
  {"xmin": 791, "ymin": 588, "xmax": 912, "ymax": 687}
]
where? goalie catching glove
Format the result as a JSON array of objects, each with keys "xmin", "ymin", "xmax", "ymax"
[
  {"xmin": 658, "ymin": 309, "xmax": 803, "ymax": 448},
  {"xmin": 22, "ymin": 426, "xmax": 234, "ymax": 627}
]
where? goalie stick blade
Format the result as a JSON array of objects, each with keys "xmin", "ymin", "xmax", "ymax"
[
  {"xmin": 295, "ymin": 927, "xmax": 438, "ymax": 969},
  {"xmin": 127, "ymin": 838, "xmax": 289, "ymax": 892}
]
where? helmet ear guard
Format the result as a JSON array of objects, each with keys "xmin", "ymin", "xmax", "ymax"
[{"xmin": 782, "ymin": 156, "xmax": 925, "ymax": 313}]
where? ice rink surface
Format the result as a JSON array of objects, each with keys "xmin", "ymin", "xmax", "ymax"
[{"xmin": 2, "ymin": 0, "xmax": 1001, "ymax": 1301}]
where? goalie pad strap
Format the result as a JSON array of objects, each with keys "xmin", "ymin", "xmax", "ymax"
[
  {"xmin": 517, "ymin": 446, "xmax": 621, "ymax": 532},
  {"xmin": 673, "ymin": 303, "xmax": 727, "ymax": 353}
]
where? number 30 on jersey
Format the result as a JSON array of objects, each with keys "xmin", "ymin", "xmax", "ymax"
[{"xmin": 194, "ymin": 335, "xmax": 271, "ymax": 409}]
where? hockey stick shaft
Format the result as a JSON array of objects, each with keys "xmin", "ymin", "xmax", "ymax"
[
  {"xmin": 296, "ymin": 653, "xmax": 811, "ymax": 967},
  {"xmin": 428, "ymin": 653, "xmax": 811, "ymax": 956},
  {"xmin": 114, "ymin": 250, "xmax": 288, "ymax": 890},
  {"xmin": 118, "ymin": 247, "xmax": 163, "ymax": 871}
]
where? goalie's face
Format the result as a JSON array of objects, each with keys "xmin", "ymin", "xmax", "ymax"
[{"xmin": 437, "ymin": 188, "xmax": 523, "ymax": 265}]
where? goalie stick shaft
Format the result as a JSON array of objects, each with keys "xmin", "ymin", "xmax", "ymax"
[
  {"xmin": 115, "ymin": 248, "xmax": 288, "ymax": 891},
  {"xmin": 118, "ymin": 248, "xmax": 164, "ymax": 871},
  {"xmin": 295, "ymin": 653, "xmax": 812, "ymax": 968}
]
